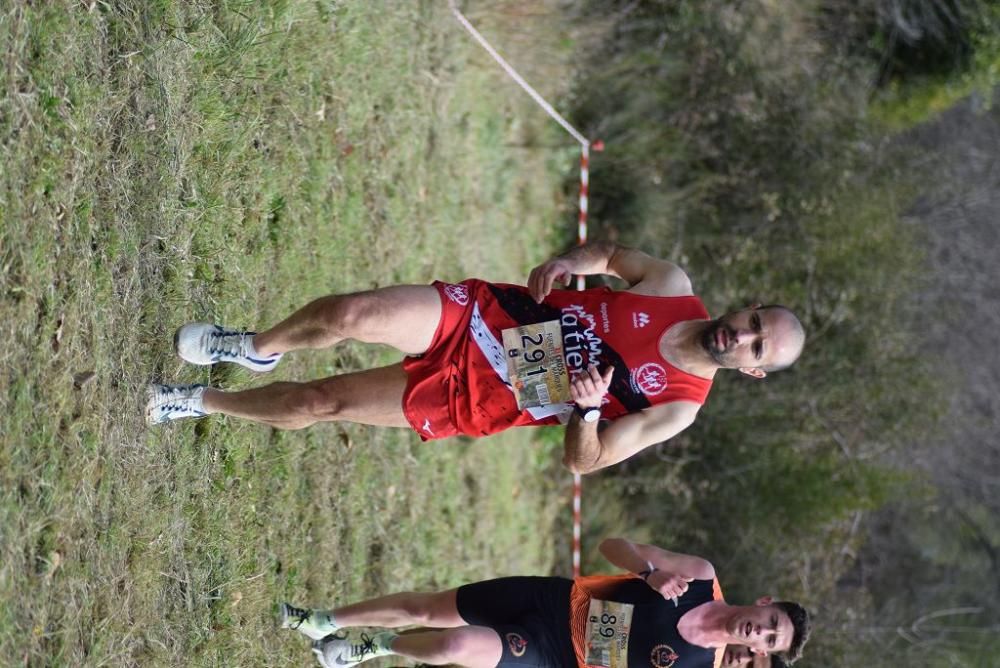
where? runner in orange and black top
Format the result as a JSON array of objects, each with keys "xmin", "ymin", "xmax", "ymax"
[
  {"xmin": 151, "ymin": 242, "xmax": 805, "ymax": 474},
  {"xmin": 279, "ymin": 537, "xmax": 812, "ymax": 668}
]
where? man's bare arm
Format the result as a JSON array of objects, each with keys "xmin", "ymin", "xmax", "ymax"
[
  {"xmin": 562, "ymin": 401, "xmax": 701, "ymax": 474},
  {"xmin": 562, "ymin": 412, "xmax": 604, "ymax": 473},
  {"xmin": 528, "ymin": 241, "xmax": 692, "ymax": 302},
  {"xmin": 599, "ymin": 537, "xmax": 716, "ymax": 594}
]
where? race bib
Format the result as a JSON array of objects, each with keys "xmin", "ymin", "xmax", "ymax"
[
  {"xmin": 584, "ymin": 599, "xmax": 634, "ymax": 668},
  {"xmin": 501, "ymin": 320, "xmax": 571, "ymax": 409}
]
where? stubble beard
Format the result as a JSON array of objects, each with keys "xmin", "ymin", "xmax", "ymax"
[{"xmin": 700, "ymin": 320, "xmax": 731, "ymax": 366}]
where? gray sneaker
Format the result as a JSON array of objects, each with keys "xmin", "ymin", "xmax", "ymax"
[
  {"xmin": 145, "ymin": 383, "xmax": 207, "ymax": 425},
  {"xmin": 174, "ymin": 322, "xmax": 282, "ymax": 372}
]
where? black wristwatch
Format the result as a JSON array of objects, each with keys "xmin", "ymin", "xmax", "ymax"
[{"xmin": 574, "ymin": 404, "xmax": 601, "ymax": 423}]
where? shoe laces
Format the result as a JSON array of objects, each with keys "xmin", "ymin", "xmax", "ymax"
[
  {"xmin": 350, "ymin": 632, "xmax": 377, "ymax": 660},
  {"xmin": 285, "ymin": 604, "xmax": 311, "ymax": 630},
  {"xmin": 208, "ymin": 329, "xmax": 251, "ymax": 359},
  {"xmin": 154, "ymin": 385, "xmax": 202, "ymax": 412}
]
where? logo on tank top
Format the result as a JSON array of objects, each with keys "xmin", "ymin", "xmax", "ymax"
[
  {"xmin": 561, "ymin": 304, "xmax": 605, "ymax": 372},
  {"xmin": 650, "ymin": 644, "xmax": 680, "ymax": 668},
  {"xmin": 443, "ymin": 283, "xmax": 469, "ymax": 306},
  {"xmin": 505, "ymin": 632, "xmax": 528, "ymax": 657},
  {"xmin": 632, "ymin": 311, "xmax": 650, "ymax": 328},
  {"xmin": 631, "ymin": 362, "xmax": 668, "ymax": 396}
]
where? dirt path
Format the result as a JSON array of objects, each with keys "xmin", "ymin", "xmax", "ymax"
[{"xmin": 905, "ymin": 97, "xmax": 1000, "ymax": 484}]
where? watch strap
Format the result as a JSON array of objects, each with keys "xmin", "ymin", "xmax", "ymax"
[{"xmin": 638, "ymin": 560, "xmax": 658, "ymax": 581}]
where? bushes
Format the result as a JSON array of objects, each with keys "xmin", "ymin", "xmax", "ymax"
[
  {"xmin": 564, "ymin": 0, "xmax": 940, "ymax": 641},
  {"xmin": 821, "ymin": 0, "xmax": 1000, "ymax": 126}
]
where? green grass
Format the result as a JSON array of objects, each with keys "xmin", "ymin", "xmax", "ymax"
[{"xmin": 0, "ymin": 1, "xmax": 575, "ymax": 665}]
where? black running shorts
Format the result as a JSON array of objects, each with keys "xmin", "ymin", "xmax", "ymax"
[{"xmin": 456, "ymin": 576, "xmax": 576, "ymax": 668}]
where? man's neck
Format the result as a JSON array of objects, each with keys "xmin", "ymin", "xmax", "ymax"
[
  {"xmin": 677, "ymin": 601, "xmax": 732, "ymax": 648},
  {"xmin": 659, "ymin": 320, "xmax": 718, "ymax": 379}
]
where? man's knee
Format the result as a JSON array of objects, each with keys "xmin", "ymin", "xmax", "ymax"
[
  {"xmin": 296, "ymin": 381, "xmax": 344, "ymax": 423},
  {"xmin": 398, "ymin": 592, "xmax": 445, "ymax": 626},
  {"xmin": 437, "ymin": 628, "xmax": 473, "ymax": 657},
  {"xmin": 441, "ymin": 627, "xmax": 500, "ymax": 664},
  {"xmin": 321, "ymin": 292, "xmax": 381, "ymax": 334}
]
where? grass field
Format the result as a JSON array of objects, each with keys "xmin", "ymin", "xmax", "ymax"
[{"xmin": 0, "ymin": 2, "xmax": 576, "ymax": 665}]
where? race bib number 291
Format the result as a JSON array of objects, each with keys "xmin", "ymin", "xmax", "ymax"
[
  {"xmin": 501, "ymin": 320, "xmax": 571, "ymax": 410},
  {"xmin": 584, "ymin": 599, "xmax": 634, "ymax": 668}
]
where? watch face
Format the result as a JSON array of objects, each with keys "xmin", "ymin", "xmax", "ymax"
[{"xmin": 583, "ymin": 408, "xmax": 600, "ymax": 423}]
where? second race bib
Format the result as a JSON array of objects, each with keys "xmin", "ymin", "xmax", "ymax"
[{"xmin": 584, "ymin": 598, "xmax": 634, "ymax": 668}]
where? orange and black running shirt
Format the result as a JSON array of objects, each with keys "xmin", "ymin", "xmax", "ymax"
[
  {"xmin": 569, "ymin": 575, "xmax": 720, "ymax": 668},
  {"xmin": 401, "ymin": 280, "xmax": 713, "ymax": 440}
]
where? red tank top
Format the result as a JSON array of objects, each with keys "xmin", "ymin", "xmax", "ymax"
[{"xmin": 454, "ymin": 281, "xmax": 713, "ymax": 435}]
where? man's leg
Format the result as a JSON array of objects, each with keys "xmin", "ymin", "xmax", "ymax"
[
  {"xmin": 291, "ymin": 589, "xmax": 502, "ymax": 668},
  {"xmin": 283, "ymin": 589, "xmax": 466, "ymax": 639},
  {"xmin": 202, "ymin": 362, "xmax": 410, "ymax": 430},
  {"xmin": 155, "ymin": 285, "xmax": 445, "ymax": 427},
  {"xmin": 381, "ymin": 627, "xmax": 502, "ymax": 667},
  {"xmin": 330, "ymin": 588, "xmax": 466, "ymax": 627},
  {"xmin": 254, "ymin": 285, "xmax": 443, "ymax": 357},
  {"xmin": 312, "ymin": 627, "xmax": 501, "ymax": 668}
]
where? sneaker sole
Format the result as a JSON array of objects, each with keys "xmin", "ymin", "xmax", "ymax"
[
  {"xmin": 279, "ymin": 602, "xmax": 298, "ymax": 629},
  {"xmin": 311, "ymin": 638, "xmax": 358, "ymax": 668},
  {"xmin": 312, "ymin": 645, "xmax": 332, "ymax": 668},
  {"xmin": 174, "ymin": 324, "xmax": 212, "ymax": 366},
  {"xmin": 144, "ymin": 384, "xmax": 157, "ymax": 426},
  {"xmin": 173, "ymin": 326, "xmax": 184, "ymax": 360}
]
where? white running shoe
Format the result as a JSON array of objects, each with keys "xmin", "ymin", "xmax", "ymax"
[
  {"xmin": 312, "ymin": 630, "xmax": 395, "ymax": 668},
  {"xmin": 145, "ymin": 383, "xmax": 208, "ymax": 425},
  {"xmin": 280, "ymin": 602, "xmax": 338, "ymax": 640},
  {"xmin": 174, "ymin": 322, "xmax": 282, "ymax": 372}
]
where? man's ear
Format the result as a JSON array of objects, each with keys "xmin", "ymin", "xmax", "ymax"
[
  {"xmin": 755, "ymin": 596, "xmax": 773, "ymax": 606},
  {"xmin": 739, "ymin": 367, "xmax": 767, "ymax": 379}
]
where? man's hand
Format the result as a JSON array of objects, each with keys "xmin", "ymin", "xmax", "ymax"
[
  {"xmin": 647, "ymin": 571, "xmax": 694, "ymax": 604},
  {"xmin": 570, "ymin": 365, "xmax": 613, "ymax": 408},
  {"xmin": 527, "ymin": 258, "xmax": 575, "ymax": 303}
]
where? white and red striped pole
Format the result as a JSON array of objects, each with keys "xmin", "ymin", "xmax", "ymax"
[
  {"xmin": 449, "ymin": 0, "xmax": 602, "ymax": 578},
  {"xmin": 577, "ymin": 145, "xmax": 590, "ymax": 267}
]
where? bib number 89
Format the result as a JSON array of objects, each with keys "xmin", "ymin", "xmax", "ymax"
[{"xmin": 590, "ymin": 613, "xmax": 617, "ymax": 637}]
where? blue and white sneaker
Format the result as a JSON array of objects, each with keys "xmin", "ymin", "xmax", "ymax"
[
  {"xmin": 145, "ymin": 383, "xmax": 208, "ymax": 425},
  {"xmin": 174, "ymin": 322, "xmax": 282, "ymax": 372},
  {"xmin": 311, "ymin": 630, "xmax": 396, "ymax": 667}
]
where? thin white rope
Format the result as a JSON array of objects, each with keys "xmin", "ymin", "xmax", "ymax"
[{"xmin": 448, "ymin": 0, "xmax": 590, "ymax": 148}]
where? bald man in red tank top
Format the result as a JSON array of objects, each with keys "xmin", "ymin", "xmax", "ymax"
[{"xmin": 147, "ymin": 242, "xmax": 805, "ymax": 473}]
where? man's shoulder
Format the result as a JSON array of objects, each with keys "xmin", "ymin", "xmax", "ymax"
[{"xmin": 623, "ymin": 264, "xmax": 695, "ymax": 298}]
